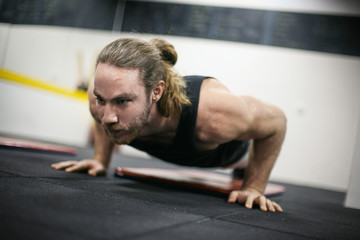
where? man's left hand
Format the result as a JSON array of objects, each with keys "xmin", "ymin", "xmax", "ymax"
[{"xmin": 227, "ymin": 188, "xmax": 283, "ymax": 212}]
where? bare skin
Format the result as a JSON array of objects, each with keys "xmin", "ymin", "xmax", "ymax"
[{"xmin": 52, "ymin": 63, "xmax": 286, "ymax": 212}]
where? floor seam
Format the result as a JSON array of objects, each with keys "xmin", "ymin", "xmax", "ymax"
[
  {"xmin": 123, "ymin": 217, "xmax": 211, "ymax": 240},
  {"xmin": 217, "ymin": 217, "xmax": 321, "ymax": 240},
  {"xmin": 122, "ymin": 211, "xmax": 320, "ymax": 240}
]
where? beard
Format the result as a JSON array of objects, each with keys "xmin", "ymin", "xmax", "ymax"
[{"xmin": 102, "ymin": 102, "xmax": 151, "ymax": 145}]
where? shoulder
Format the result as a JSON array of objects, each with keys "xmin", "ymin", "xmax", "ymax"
[
  {"xmin": 195, "ymin": 79, "xmax": 287, "ymax": 146},
  {"xmin": 195, "ymin": 79, "xmax": 251, "ymax": 146}
]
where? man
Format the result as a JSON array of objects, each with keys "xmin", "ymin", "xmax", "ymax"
[{"xmin": 52, "ymin": 38, "xmax": 286, "ymax": 212}]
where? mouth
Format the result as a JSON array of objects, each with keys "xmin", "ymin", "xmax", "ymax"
[{"xmin": 107, "ymin": 129, "xmax": 124, "ymax": 137}]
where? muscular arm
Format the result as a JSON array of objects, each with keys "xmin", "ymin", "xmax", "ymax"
[
  {"xmin": 234, "ymin": 96, "xmax": 286, "ymax": 193},
  {"xmin": 229, "ymin": 96, "xmax": 286, "ymax": 212},
  {"xmin": 197, "ymin": 79, "xmax": 286, "ymax": 211},
  {"xmin": 91, "ymin": 120, "xmax": 115, "ymax": 170},
  {"xmin": 51, "ymin": 82, "xmax": 115, "ymax": 176}
]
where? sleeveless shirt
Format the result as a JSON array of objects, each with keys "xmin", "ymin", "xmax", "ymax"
[{"xmin": 129, "ymin": 75, "xmax": 249, "ymax": 168}]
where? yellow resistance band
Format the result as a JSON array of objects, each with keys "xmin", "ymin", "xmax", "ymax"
[{"xmin": 0, "ymin": 68, "xmax": 88, "ymax": 101}]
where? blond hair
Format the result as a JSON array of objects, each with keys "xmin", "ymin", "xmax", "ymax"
[{"xmin": 96, "ymin": 37, "xmax": 191, "ymax": 117}]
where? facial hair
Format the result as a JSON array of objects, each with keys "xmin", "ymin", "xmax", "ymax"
[{"xmin": 103, "ymin": 102, "xmax": 152, "ymax": 145}]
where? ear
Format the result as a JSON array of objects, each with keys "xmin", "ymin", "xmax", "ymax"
[{"xmin": 151, "ymin": 80, "xmax": 165, "ymax": 103}]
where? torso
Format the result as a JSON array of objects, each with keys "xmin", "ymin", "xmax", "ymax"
[
  {"xmin": 129, "ymin": 75, "xmax": 249, "ymax": 168},
  {"xmin": 135, "ymin": 131, "xmax": 177, "ymax": 145},
  {"xmin": 135, "ymin": 77, "xmax": 222, "ymax": 152}
]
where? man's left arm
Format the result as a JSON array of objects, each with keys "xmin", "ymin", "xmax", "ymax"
[{"xmin": 226, "ymin": 96, "xmax": 287, "ymax": 212}]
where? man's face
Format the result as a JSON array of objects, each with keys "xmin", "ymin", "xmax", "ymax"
[{"xmin": 93, "ymin": 63, "xmax": 151, "ymax": 145}]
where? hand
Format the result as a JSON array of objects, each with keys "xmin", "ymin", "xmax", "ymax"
[
  {"xmin": 51, "ymin": 159, "xmax": 106, "ymax": 176},
  {"xmin": 227, "ymin": 188, "xmax": 283, "ymax": 212}
]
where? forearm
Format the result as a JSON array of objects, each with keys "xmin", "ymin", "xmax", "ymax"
[
  {"xmin": 93, "ymin": 121, "xmax": 115, "ymax": 169},
  {"xmin": 242, "ymin": 119, "xmax": 286, "ymax": 193}
]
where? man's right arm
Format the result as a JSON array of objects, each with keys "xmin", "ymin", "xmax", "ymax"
[
  {"xmin": 51, "ymin": 82, "xmax": 115, "ymax": 176},
  {"xmin": 91, "ymin": 120, "xmax": 115, "ymax": 172},
  {"xmin": 88, "ymin": 78, "xmax": 116, "ymax": 172}
]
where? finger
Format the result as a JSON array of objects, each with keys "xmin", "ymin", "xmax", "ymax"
[
  {"xmin": 227, "ymin": 191, "xmax": 238, "ymax": 203},
  {"xmin": 51, "ymin": 161, "xmax": 75, "ymax": 169},
  {"xmin": 88, "ymin": 168, "xmax": 97, "ymax": 176},
  {"xmin": 65, "ymin": 161, "xmax": 90, "ymax": 172},
  {"xmin": 272, "ymin": 201, "xmax": 283, "ymax": 212},
  {"xmin": 88, "ymin": 165, "xmax": 104, "ymax": 176},
  {"xmin": 51, "ymin": 161, "xmax": 78, "ymax": 170},
  {"xmin": 266, "ymin": 199, "xmax": 276, "ymax": 212},
  {"xmin": 245, "ymin": 195, "xmax": 255, "ymax": 209},
  {"xmin": 259, "ymin": 196, "xmax": 267, "ymax": 211}
]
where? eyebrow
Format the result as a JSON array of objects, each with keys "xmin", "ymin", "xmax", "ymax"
[{"xmin": 93, "ymin": 89, "xmax": 137, "ymax": 101}]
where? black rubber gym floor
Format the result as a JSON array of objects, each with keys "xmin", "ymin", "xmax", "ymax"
[{"xmin": 1, "ymin": 147, "xmax": 359, "ymax": 240}]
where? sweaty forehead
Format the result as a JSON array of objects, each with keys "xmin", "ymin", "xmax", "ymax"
[{"xmin": 94, "ymin": 63, "xmax": 145, "ymax": 96}]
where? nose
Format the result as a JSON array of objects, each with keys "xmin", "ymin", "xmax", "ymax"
[{"xmin": 101, "ymin": 105, "xmax": 118, "ymax": 125}]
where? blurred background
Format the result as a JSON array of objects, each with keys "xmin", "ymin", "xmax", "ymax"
[{"xmin": 0, "ymin": 0, "xmax": 359, "ymax": 201}]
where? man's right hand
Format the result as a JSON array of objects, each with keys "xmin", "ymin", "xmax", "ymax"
[{"xmin": 51, "ymin": 159, "xmax": 106, "ymax": 176}]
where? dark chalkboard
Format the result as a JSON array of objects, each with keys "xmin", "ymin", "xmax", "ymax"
[
  {"xmin": 0, "ymin": 0, "xmax": 117, "ymax": 30},
  {"xmin": 1, "ymin": 0, "xmax": 359, "ymax": 56},
  {"xmin": 121, "ymin": 1, "xmax": 360, "ymax": 57}
]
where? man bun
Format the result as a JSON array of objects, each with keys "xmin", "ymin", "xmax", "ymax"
[{"xmin": 150, "ymin": 38, "xmax": 178, "ymax": 66}]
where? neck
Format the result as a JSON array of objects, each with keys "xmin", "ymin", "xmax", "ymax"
[{"xmin": 138, "ymin": 103, "xmax": 180, "ymax": 138}]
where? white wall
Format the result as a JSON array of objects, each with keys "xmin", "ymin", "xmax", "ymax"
[
  {"xmin": 0, "ymin": 24, "xmax": 119, "ymax": 146},
  {"xmin": 2, "ymin": 25, "xmax": 116, "ymax": 89},
  {"xmin": 0, "ymin": 24, "xmax": 10, "ymax": 66},
  {"xmin": 345, "ymin": 115, "xmax": 360, "ymax": 209},
  {"xmin": 0, "ymin": 80, "xmax": 92, "ymax": 146},
  {"xmin": 1, "ymin": 0, "xmax": 359, "ymax": 191}
]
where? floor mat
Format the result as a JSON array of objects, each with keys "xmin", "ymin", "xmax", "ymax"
[
  {"xmin": 115, "ymin": 167, "xmax": 285, "ymax": 197},
  {"xmin": 0, "ymin": 135, "xmax": 77, "ymax": 155}
]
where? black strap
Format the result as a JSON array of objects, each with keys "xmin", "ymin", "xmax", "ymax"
[{"xmin": 173, "ymin": 76, "xmax": 208, "ymax": 149}]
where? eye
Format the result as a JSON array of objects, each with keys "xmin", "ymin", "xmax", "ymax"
[
  {"xmin": 95, "ymin": 96, "xmax": 105, "ymax": 105},
  {"xmin": 115, "ymin": 99, "xmax": 129, "ymax": 105}
]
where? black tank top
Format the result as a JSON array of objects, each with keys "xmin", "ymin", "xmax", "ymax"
[{"xmin": 129, "ymin": 76, "xmax": 249, "ymax": 168}]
